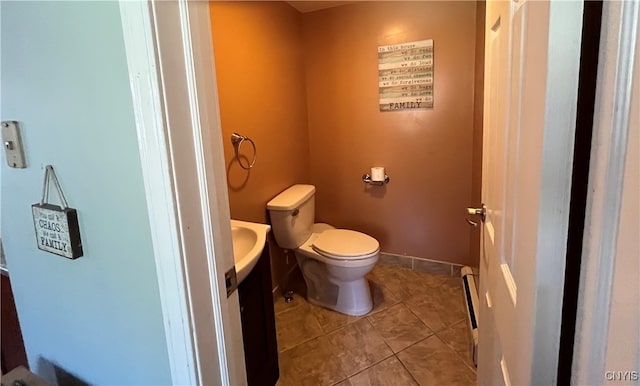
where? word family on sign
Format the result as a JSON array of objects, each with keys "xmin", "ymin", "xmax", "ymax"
[
  {"xmin": 378, "ymin": 39, "xmax": 434, "ymax": 111},
  {"xmin": 33, "ymin": 207, "xmax": 71, "ymax": 254},
  {"xmin": 32, "ymin": 203, "xmax": 82, "ymax": 259},
  {"xmin": 32, "ymin": 165, "xmax": 83, "ymax": 259}
]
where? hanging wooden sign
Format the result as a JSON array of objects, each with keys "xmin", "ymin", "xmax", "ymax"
[
  {"xmin": 378, "ymin": 39, "xmax": 434, "ymax": 111},
  {"xmin": 32, "ymin": 165, "xmax": 83, "ymax": 259}
]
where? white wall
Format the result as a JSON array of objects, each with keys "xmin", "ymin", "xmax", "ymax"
[{"xmin": 0, "ymin": 2, "xmax": 171, "ymax": 384}]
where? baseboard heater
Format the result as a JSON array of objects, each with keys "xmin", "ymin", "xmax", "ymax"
[{"xmin": 461, "ymin": 266, "xmax": 479, "ymax": 367}]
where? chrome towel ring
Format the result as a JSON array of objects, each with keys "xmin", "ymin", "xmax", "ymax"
[{"xmin": 231, "ymin": 132, "xmax": 257, "ymax": 170}]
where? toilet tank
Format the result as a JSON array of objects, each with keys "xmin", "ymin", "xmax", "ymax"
[{"xmin": 266, "ymin": 184, "xmax": 315, "ymax": 249}]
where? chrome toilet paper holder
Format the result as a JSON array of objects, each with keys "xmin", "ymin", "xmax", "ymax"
[{"xmin": 362, "ymin": 173, "xmax": 390, "ymax": 186}]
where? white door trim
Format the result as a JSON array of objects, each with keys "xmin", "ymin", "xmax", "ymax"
[
  {"xmin": 572, "ymin": 1, "xmax": 639, "ymax": 383},
  {"xmin": 118, "ymin": 2, "xmax": 197, "ymax": 383},
  {"xmin": 118, "ymin": 1, "xmax": 246, "ymax": 385}
]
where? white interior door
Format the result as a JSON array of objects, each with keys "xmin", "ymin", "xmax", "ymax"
[
  {"xmin": 477, "ymin": 1, "xmax": 584, "ymax": 385},
  {"xmin": 477, "ymin": 2, "xmax": 517, "ymax": 384}
]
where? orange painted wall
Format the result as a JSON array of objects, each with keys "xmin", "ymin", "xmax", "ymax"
[
  {"xmin": 210, "ymin": 2, "xmax": 310, "ymax": 289},
  {"xmin": 211, "ymin": 1, "xmax": 483, "ymax": 273},
  {"xmin": 302, "ymin": 2, "xmax": 481, "ymax": 266}
]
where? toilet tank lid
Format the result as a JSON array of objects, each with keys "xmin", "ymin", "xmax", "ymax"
[{"xmin": 267, "ymin": 184, "xmax": 315, "ymax": 211}]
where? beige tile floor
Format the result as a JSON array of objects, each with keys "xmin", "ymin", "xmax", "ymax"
[{"xmin": 274, "ymin": 263, "xmax": 477, "ymax": 386}]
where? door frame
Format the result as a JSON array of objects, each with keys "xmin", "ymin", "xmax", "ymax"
[
  {"xmin": 118, "ymin": 1, "xmax": 245, "ymax": 385},
  {"xmin": 571, "ymin": 0, "xmax": 638, "ymax": 383},
  {"xmin": 117, "ymin": 0, "xmax": 636, "ymax": 384},
  {"xmin": 556, "ymin": 0, "xmax": 603, "ymax": 381}
]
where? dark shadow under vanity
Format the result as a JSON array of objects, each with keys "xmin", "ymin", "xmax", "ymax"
[{"xmin": 237, "ymin": 243, "xmax": 279, "ymax": 386}]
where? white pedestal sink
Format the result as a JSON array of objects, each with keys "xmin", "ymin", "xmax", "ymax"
[{"xmin": 230, "ymin": 220, "xmax": 271, "ymax": 284}]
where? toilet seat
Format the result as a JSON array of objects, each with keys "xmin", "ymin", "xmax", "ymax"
[{"xmin": 312, "ymin": 229, "xmax": 380, "ymax": 260}]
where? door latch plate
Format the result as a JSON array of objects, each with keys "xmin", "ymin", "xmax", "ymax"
[{"xmin": 225, "ymin": 266, "xmax": 238, "ymax": 297}]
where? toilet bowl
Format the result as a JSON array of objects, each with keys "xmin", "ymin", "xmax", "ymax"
[
  {"xmin": 267, "ymin": 185, "xmax": 379, "ymax": 316},
  {"xmin": 297, "ymin": 224, "xmax": 379, "ymax": 315}
]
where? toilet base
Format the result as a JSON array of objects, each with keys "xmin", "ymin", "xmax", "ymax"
[
  {"xmin": 307, "ymin": 278, "xmax": 373, "ymax": 316},
  {"xmin": 296, "ymin": 253, "xmax": 375, "ymax": 316}
]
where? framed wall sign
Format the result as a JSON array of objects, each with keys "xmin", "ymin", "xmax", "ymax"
[
  {"xmin": 32, "ymin": 165, "xmax": 83, "ymax": 259},
  {"xmin": 378, "ymin": 39, "xmax": 434, "ymax": 111}
]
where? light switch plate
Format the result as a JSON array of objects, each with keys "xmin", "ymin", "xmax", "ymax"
[{"xmin": 1, "ymin": 121, "xmax": 27, "ymax": 168}]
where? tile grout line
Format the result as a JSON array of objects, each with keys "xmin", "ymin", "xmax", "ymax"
[
  {"xmin": 277, "ymin": 281, "xmax": 401, "ymax": 355},
  {"xmin": 328, "ymin": 317, "xmax": 396, "ymax": 385},
  {"xmin": 277, "ymin": 335, "xmax": 322, "ymax": 356},
  {"xmin": 317, "ymin": 312, "xmax": 366, "ymax": 335},
  {"xmin": 276, "ymin": 265, "xmax": 475, "ymax": 385},
  {"xmin": 394, "ymin": 333, "xmax": 431, "ymax": 356},
  {"xmin": 432, "ymin": 328, "xmax": 478, "ymax": 375},
  {"xmin": 276, "ymin": 308, "xmax": 325, "ymax": 354},
  {"xmin": 412, "ymin": 332, "xmax": 478, "ymax": 380},
  {"xmin": 389, "ymin": 316, "xmax": 476, "ymax": 369},
  {"xmin": 394, "ymin": 353, "xmax": 422, "ymax": 386},
  {"xmin": 364, "ymin": 314, "xmax": 398, "ymax": 358},
  {"xmin": 402, "ymin": 300, "xmax": 438, "ymax": 336},
  {"xmin": 335, "ymin": 352, "xmax": 396, "ymax": 385}
]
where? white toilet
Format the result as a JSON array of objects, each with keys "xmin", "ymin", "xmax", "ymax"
[{"xmin": 267, "ymin": 184, "xmax": 379, "ymax": 316}]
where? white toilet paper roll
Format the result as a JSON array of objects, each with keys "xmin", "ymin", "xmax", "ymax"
[{"xmin": 371, "ymin": 167, "xmax": 385, "ymax": 182}]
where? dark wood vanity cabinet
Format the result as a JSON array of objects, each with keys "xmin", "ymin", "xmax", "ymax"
[
  {"xmin": 237, "ymin": 244, "xmax": 279, "ymax": 386},
  {"xmin": 1, "ymin": 273, "xmax": 29, "ymax": 374}
]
